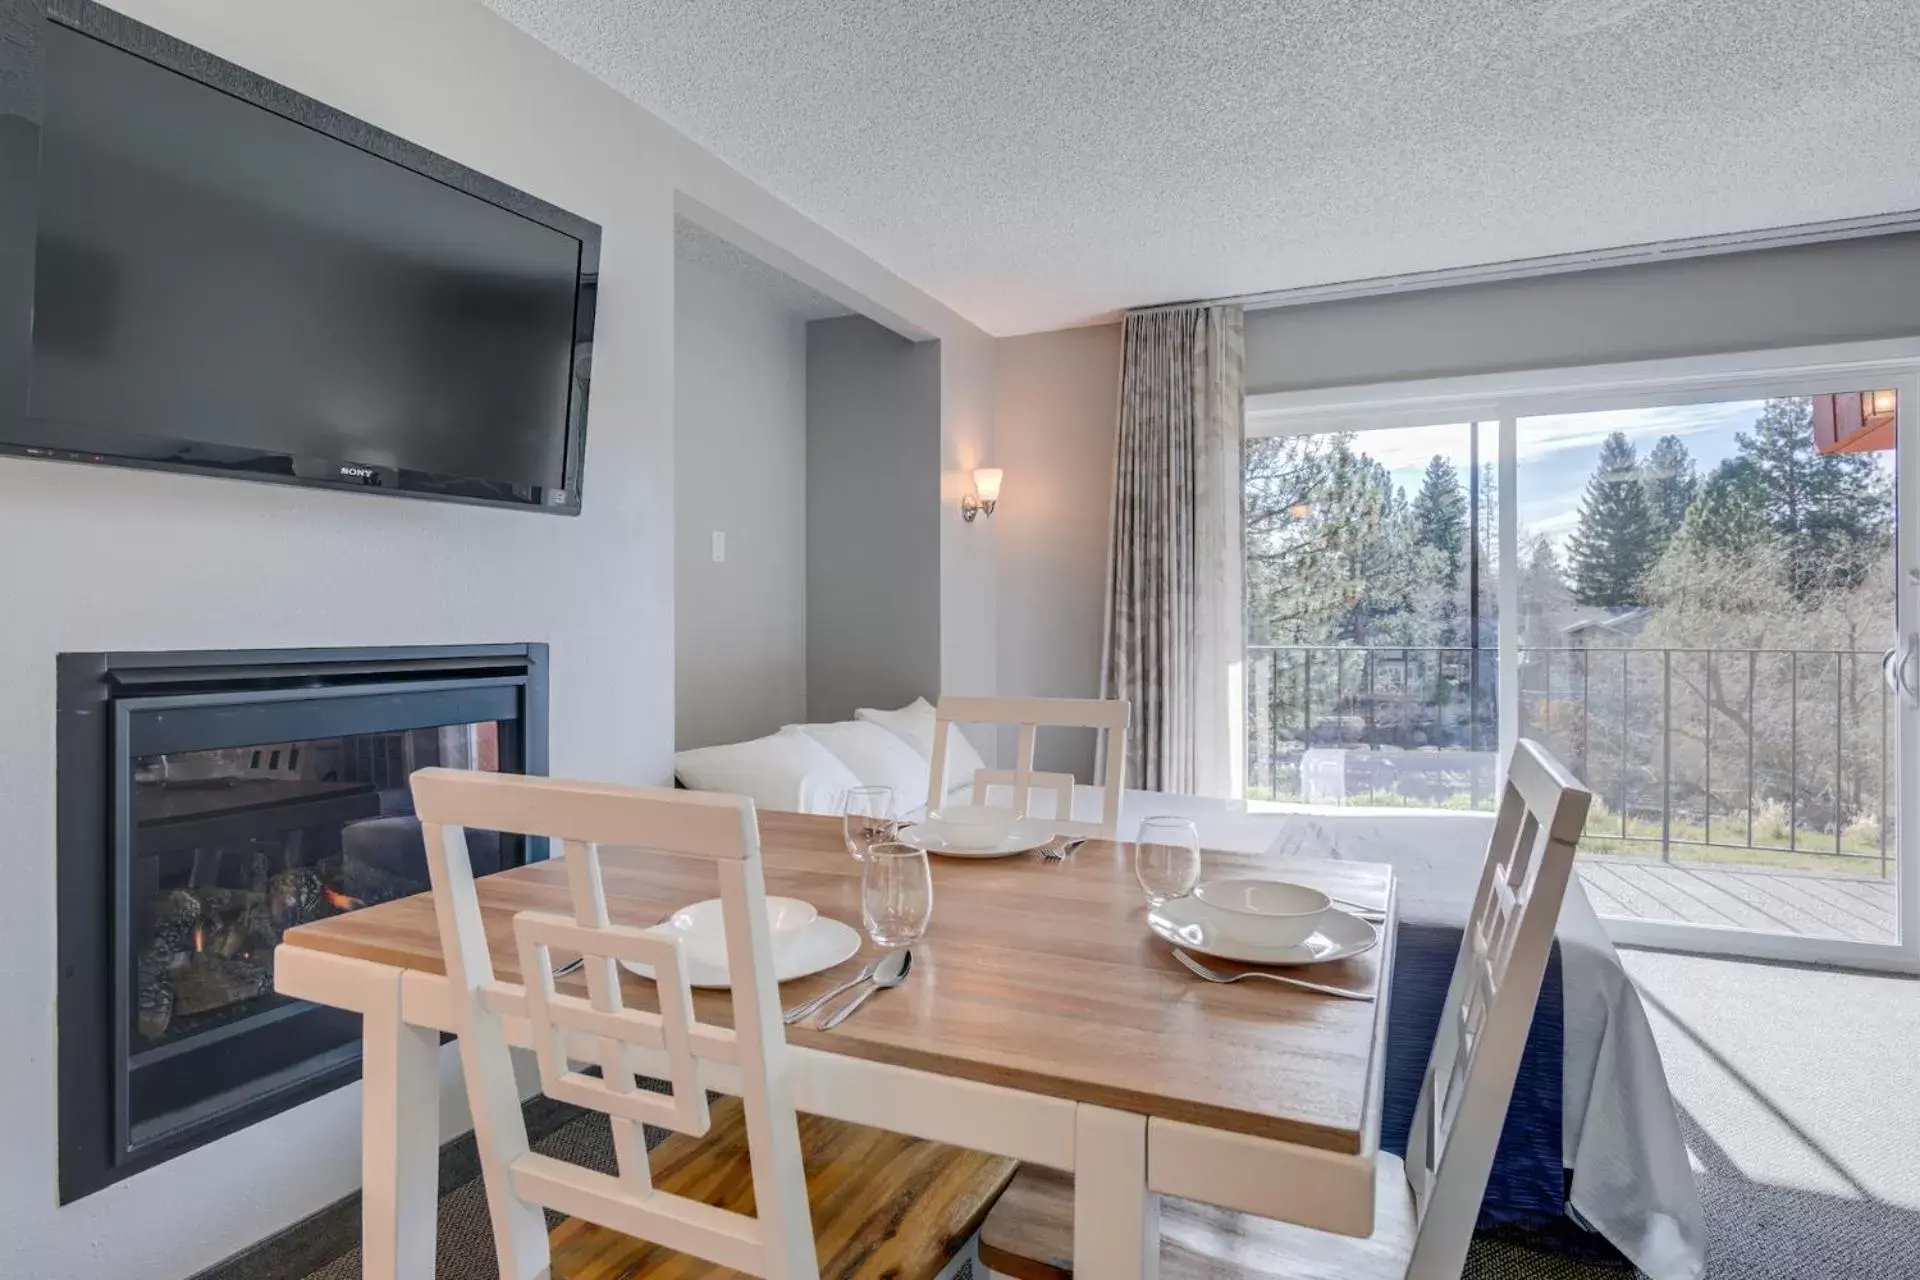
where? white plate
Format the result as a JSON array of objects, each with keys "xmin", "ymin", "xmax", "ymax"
[
  {"xmin": 1147, "ymin": 899, "xmax": 1379, "ymax": 967},
  {"xmin": 924, "ymin": 804, "xmax": 1021, "ymax": 844},
  {"xmin": 897, "ymin": 816, "xmax": 1057, "ymax": 858},
  {"xmin": 620, "ymin": 916, "xmax": 862, "ymax": 990},
  {"xmin": 668, "ymin": 896, "xmax": 818, "ymax": 949}
]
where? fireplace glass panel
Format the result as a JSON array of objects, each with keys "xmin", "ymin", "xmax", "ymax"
[{"xmin": 130, "ymin": 722, "xmax": 503, "ymax": 1052}]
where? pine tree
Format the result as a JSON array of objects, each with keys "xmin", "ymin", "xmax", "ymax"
[
  {"xmin": 1410, "ymin": 455, "xmax": 1467, "ymax": 635},
  {"xmin": 1245, "ymin": 434, "xmax": 1431, "ymax": 646},
  {"xmin": 1473, "ymin": 460, "xmax": 1499, "ymax": 645},
  {"xmin": 1517, "ymin": 532, "xmax": 1573, "ymax": 648},
  {"xmin": 1735, "ymin": 398, "xmax": 1892, "ymax": 593},
  {"xmin": 1566, "ymin": 432, "xmax": 1663, "ymax": 606},
  {"xmin": 1641, "ymin": 435, "xmax": 1698, "ymax": 540},
  {"xmin": 1244, "ymin": 434, "xmax": 1356, "ymax": 645},
  {"xmin": 1676, "ymin": 456, "xmax": 1771, "ymax": 555}
]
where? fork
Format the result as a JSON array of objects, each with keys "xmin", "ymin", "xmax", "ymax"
[
  {"xmin": 1039, "ymin": 837, "xmax": 1086, "ymax": 863},
  {"xmin": 1172, "ymin": 948, "xmax": 1375, "ymax": 1001},
  {"xmin": 782, "ymin": 959, "xmax": 879, "ymax": 1024}
]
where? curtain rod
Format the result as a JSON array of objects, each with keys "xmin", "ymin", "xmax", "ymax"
[{"xmin": 1125, "ymin": 208, "xmax": 1920, "ymax": 319}]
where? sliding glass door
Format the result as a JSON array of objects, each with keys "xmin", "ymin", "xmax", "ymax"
[
  {"xmin": 1513, "ymin": 394, "xmax": 1900, "ymax": 951},
  {"xmin": 1245, "ymin": 356, "xmax": 1919, "ymax": 969}
]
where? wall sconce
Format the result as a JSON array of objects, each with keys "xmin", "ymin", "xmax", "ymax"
[{"xmin": 963, "ymin": 467, "xmax": 1003, "ymax": 522}]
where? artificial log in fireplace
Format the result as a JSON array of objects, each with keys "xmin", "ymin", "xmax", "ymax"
[
  {"xmin": 131, "ymin": 764, "xmax": 507, "ymax": 1044},
  {"xmin": 57, "ymin": 645, "xmax": 547, "ymax": 1202}
]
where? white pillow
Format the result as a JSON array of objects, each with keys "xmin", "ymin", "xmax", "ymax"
[
  {"xmin": 786, "ymin": 721, "xmax": 930, "ymax": 810},
  {"xmin": 674, "ymin": 731, "xmax": 860, "ymax": 816},
  {"xmin": 855, "ymin": 698, "xmax": 988, "ymax": 793}
]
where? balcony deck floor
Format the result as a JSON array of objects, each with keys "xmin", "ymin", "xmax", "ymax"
[{"xmin": 1579, "ymin": 855, "xmax": 1898, "ymax": 943}]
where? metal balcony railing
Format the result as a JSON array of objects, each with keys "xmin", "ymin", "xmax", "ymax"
[{"xmin": 1246, "ymin": 643, "xmax": 1894, "ymax": 874}]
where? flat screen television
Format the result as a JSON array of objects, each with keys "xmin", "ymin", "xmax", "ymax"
[{"xmin": 0, "ymin": 1, "xmax": 599, "ymax": 513}]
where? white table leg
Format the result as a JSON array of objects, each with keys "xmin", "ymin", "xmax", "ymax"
[
  {"xmin": 361, "ymin": 970, "xmax": 441, "ymax": 1280},
  {"xmin": 1074, "ymin": 1105, "xmax": 1160, "ymax": 1279}
]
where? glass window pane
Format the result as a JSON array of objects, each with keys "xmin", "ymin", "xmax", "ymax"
[
  {"xmin": 1514, "ymin": 396, "xmax": 1896, "ymax": 944},
  {"xmin": 1244, "ymin": 421, "xmax": 1500, "ymax": 810}
]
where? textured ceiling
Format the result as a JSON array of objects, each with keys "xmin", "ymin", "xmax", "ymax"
[
  {"xmin": 490, "ymin": 0, "xmax": 1920, "ymax": 336},
  {"xmin": 675, "ymin": 216, "xmax": 851, "ymax": 320}
]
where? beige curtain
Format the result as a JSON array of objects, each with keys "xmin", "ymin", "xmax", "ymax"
[{"xmin": 1101, "ymin": 304, "xmax": 1246, "ymax": 796}]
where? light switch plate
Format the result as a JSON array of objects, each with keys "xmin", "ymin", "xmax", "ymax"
[{"xmin": 711, "ymin": 531, "xmax": 726, "ymax": 563}]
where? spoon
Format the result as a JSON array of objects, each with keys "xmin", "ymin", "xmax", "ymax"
[
  {"xmin": 782, "ymin": 957, "xmax": 879, "ymax": 1024},
  {"xmin": 819, "ymin": 948, "xmax": 914, "ymax": 1030}
]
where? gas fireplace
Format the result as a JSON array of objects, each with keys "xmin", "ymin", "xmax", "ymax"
[{"xmin": 57, "ymin": 644, "xmax": 548, "ymax": 1201}]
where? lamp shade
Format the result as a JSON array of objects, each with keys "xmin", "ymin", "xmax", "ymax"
[{"xmin": 973, "ymin": 468, "xmax": 1004, "ymax": 503}]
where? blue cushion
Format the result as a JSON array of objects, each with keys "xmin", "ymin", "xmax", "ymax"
[{"xmin": 1379, "ymin": 921, "xmax": 1566, "ymax": 1229}]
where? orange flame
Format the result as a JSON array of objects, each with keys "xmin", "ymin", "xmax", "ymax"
[{"xmin": 323, "ymin": 885, "xmax": 365, "ymax": 913}]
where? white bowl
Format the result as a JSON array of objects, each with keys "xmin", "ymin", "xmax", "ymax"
[
  {"xmin": 1192, "ymin": 879, "xmax": 1332, "ymax": 949},
  {"xmin": 923, "ymin": 804, "xmax": 1019, "ymax": 845}
]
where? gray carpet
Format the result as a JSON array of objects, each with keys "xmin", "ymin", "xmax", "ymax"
[
  {"xmin": 288, "ymin": 953, "xmax": 1920, "ymax": 1279},
  {"xmin": 1613, "ymin": 950, "xmax": 1920, "ymax": 1280}
]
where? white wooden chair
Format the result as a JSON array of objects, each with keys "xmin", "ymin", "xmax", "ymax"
[
  {"xmin": 976, "ymin": 739, "xmax": 1593, "ymax": 1280},
  {"xmin": 926, "ymin": 696, "xmax": 1131, "ymax": 839},
  {"xmin": 410, "ymin": 768, "xmax": 1014, "ymax": 1280}
]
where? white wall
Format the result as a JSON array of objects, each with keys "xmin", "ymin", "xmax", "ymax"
[
  {"xmin": 0, "ymin": 2, "xmax": 991, "ymax": 1276},
  {"xmin": 0, "ymin": 6, "xmax": 673, "ymax": 1276},
  {"xmin": 991, "ymin": 323, "xmax": 1122, "ymax": 777},
  {"xmin": 674, "ymin": 256, "xmax": 808, "ymax": 749}
]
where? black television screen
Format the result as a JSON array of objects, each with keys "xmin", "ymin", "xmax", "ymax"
[{"xmin": 0, "ymin": 6, "xmax": 598, "ymax": 512}]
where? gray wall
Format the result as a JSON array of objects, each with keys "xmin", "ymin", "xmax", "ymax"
[
  {"xmin": 675, "ymin": 254, "xmax": 809, "ymax": 748},
  {"xmin": 805, "ymin": 315, "xmax": 942, "ymax": 720},
  {"xmin": 1246, "ymin": 232, "xmax": 1920, "ymax": 394},
  {"xmin": 992, "ymin": 322, "xmax": 1122, "ymax": 779}
]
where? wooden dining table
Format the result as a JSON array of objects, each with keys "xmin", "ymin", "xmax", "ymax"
[{"xmin": 274, "ymin": 810, "xmax": 1400, "ymax": 1280}]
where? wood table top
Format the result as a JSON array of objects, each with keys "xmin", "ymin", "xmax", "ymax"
[{"xmin": 282, "ymin": 810, "xmax": 1397, "ymax": 1155}]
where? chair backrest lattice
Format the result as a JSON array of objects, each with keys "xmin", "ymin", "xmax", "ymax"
[
  {"xmin": 926, "ymin": 696, "xmax": 1131, "ymax": 839},
  {"xmin": 1402, "ymin": 739, "xmax": 1591, "ymax": 1280},
  {"xmin": 411, "ymin": 768, "xmax": 819, "ymax": 1280},
  {"xmin": 968, "ymin": 768, "xmax": 1076, "ymax": 823}
]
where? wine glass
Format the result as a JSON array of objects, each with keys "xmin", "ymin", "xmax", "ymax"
[
  {"xmin": 861, "ymin": 842, "xmax": 933, "ymax": 949},
  {"xmin": 1134, "ymin": 815, "xmax": 1202, "ymax": 906},
  {"xmin": 842, "ymin": 786, "xmax": 896, "ymax": 862}
]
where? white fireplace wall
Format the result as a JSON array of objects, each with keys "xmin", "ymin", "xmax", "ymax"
[{"xmin": 0, "ymin": 1, "xmax": 989, "ymax": 1277}]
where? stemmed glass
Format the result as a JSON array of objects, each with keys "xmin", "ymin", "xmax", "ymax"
[
  {"xmin": 1134, "ymin": 815, "xmax": 1202, "ymax": 906},
  {"xmin": 860, "ymin": 842, "xmax": 934, "ymax": 949},
  {"xmin": 842, "ymin": 786, "xmax": 896, "ymax": 862}
]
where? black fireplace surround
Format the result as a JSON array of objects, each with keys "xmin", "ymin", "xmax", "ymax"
[{"xmin": 56, "ymin": 644, "xmax": 549, "ymax": 1201}]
